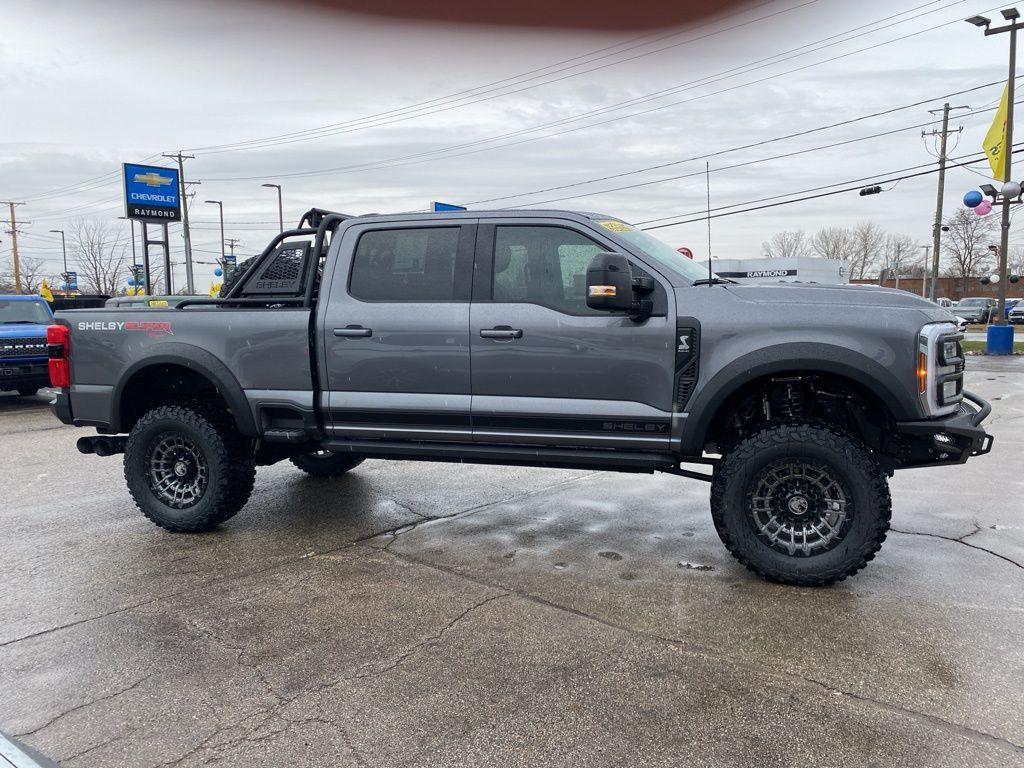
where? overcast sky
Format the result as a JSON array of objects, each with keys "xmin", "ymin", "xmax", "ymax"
[{"xmin": 1, "ymin": 0, "xmax": 1019, "ymax": 290}]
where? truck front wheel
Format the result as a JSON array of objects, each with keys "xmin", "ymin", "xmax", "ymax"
[
  {"xmin": 710, "ymin": 423, "xmax": 891, "ymax": 586},
  {"xmin": 124, "ymin": 404, "xmax": 256, "ymax": 532}
]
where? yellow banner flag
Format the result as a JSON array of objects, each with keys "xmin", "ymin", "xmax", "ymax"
[
  {"xmin": 983, "ymin": 84, "xmax": 1010, "ymax": 181},
  {"xmin": 39, "ymin": 279, "xmax": 54, "ymax": 302}
]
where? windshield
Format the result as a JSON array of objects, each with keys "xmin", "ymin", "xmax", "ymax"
[
  {"xmin": 958, "ymin": 298, "xmax": 986, "ymax": 307},
  {"xmin": 0, "ymin": 299, "xmax": 51, "ymax": 324},
  {"xmin": 593, "ymin": 219, "xmax": 712, "ymax": 282}
]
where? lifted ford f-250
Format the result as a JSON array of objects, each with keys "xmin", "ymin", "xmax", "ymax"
[{"xmin": 49, "ymin": 207, "xmax": 993, "ymax": 585}]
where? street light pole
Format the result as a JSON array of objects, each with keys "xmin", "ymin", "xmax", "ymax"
[
  {"xmin": 49, "ymin": 229, "xmax": 68, "ymax": 295},
  {"xmin": 968, "ymin": 8, "xmax": 1020, "ymax": 326},
  {"xmin": 205, "ymin": 200, "xmax": 226, "ymax": 269},
  {"xmin": 262, "ymin": 183, "xmax": 283, "ymax": 233}
]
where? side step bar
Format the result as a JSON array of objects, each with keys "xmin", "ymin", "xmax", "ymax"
[{"xmin": 320, "ymin": 439, "xmax": 679, "ymax": 474}]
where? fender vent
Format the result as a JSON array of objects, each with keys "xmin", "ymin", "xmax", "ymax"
[{"xmin": 674, "ymin": 321, "xmax": 700, "ymax": 410}]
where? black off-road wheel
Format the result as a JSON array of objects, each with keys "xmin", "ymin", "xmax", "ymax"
[
  {"xmin": 124, "ymin": 404, "xmax": 256, "ymax": 532},
  {"xmin": 710, "ymin": 423, "xmax": 891, "ymax": 586},
  {"xmin": 290, "ymin": 450, "xmax": 364, "ymax": 477}
]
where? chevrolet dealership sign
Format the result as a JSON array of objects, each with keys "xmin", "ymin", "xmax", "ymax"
[{"xmin": 123, "ymin": 163, "xmax": 181, "ymax": 221}]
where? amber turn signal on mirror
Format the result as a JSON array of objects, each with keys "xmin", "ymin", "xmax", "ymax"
[{"xmin": 588, "ymin": 285, "xmax": 618, "ymax": 297}]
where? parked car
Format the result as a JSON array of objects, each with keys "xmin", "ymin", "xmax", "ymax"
[
  {"xmin": 49, "ymin": 207, "xmax": 992, "ymax": 586},
  {"xmin": 0, "ymin": 294, "xmax": 54, "ymax": 396},
  {"xmin": 1009, "ymin": 300, "xmax": 1024, "ymax": 325},
  {"xmin": 999, "ymin": 297, "xmax": 1021, "ymax": 320},
  {"xmin": 934, "ymin": 297, "xmax": 954, "ymax": 308},
  {"xmin": 104, "ymin": 295, "xmax": 189, "ymax": 309},
  {"xmin": 954, "ymin": 297, "xmax": 997, "ymax": 324}
]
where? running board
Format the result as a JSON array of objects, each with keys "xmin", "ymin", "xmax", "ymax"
[{"xmin": 319, "ymin": 439, "xmax": 678, "ymax": 474}]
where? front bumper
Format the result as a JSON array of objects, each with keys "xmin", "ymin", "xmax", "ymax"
[
  {"xmin": 0, "ymin": 361, "xmax": 49, "ymax": 391},
  {"xmin": 896, "ymin": 390, "xmax": 993, "ymax": 468}
]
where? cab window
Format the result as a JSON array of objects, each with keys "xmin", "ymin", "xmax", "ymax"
[
  {"xmin": 491, "ymin": 226, "xmax": 606, "ymax": 314},
  {"xmin": 350, "ymin": 227, "xmax": 462, "ymax": 302}
]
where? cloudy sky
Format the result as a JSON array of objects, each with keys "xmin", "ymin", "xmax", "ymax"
[{"xmin": 1, "ymin": 0, "xmax": 1019, "ymax": 290}]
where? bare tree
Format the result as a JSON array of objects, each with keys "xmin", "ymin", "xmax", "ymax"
[
  {"xmin": 1008, "ymin": 246, "xmax": 1024, "ymax": 279},
  {"xmin": 942, "ymin": 209, "xmax": 997, "ymax": 295},
  {"xmin": 878, "ymin": 233, "xmax": 919, "ymax": 285},
  {"xmin": 849, "ymin": 221, "xmax": 885, "ymax": 280},
  {"xmin": 811, "ymin": 226, "xmax": 855, "ymax": 261},
  {"xmin": 762, "ymin": 230, "xmax": 811, "ymax": 259},
  {"xmin": 0, "ymin": 254, "xmax": 48, "ymax": 293},
  {"xmin": 70, "ymin": 218, "xmax": 127, "ymax": 295}
]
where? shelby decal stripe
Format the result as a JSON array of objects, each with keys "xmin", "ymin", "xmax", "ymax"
[{"xmin": 328, "ymin": 410, "xmax": 671, "ymax": 434}]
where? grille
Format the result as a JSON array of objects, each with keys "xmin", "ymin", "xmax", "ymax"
[
  {"xmin": 260, "ymin": 248, "xmax": 303, "ymax": 282},
  {"xmin": 0, "ymin": 337, "xmax": 47, "ymax": 359}
]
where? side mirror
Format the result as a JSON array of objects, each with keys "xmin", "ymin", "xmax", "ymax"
[{"xmin": 586, "ymin": 252, "xmax": 634, "ymax": 312}]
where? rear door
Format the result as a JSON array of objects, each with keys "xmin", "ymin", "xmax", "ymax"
[
  {"xmin": 469, "ymin": 219, "xmax": 677, "ymax": 451},
  {"xmin": 322, "ymin": 220, "xmax": 476, "ymax": 441}
]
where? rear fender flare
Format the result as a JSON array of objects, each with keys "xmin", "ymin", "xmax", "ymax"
[{"xmin": 112, "ymin": 343, "xmax": 258, "ymax": 437}]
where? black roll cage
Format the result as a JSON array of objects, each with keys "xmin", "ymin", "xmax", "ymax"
[{"xmin": 176, "ymin": 207, "xmax": 353, "ymax": 310}]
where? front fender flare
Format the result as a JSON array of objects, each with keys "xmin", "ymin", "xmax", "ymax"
[{"xmin": 680, "ymin": 343, "xmax": 919, "ymax": 455}]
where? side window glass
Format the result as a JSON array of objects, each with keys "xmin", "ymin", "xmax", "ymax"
[
  {"xmin": 350, "ymin": 227, "xmax": 461, "ymax": 301},
  {"xmin": 492, "ymin": 226, "xmax": 605, "ymax": 314}
]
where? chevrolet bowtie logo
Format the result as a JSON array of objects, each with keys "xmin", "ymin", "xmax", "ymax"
[{"xmin": 133, "ymin": 172, "xmax": 174, "ymax": 188}]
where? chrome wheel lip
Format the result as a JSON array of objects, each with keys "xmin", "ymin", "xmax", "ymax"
[
  {"xmin": 147, "ymin": 433, "xmax": 209, "ymax": 509},
  {"xmin": 746, "ymin": 459, "xmax": 852, "ymax": 557}
]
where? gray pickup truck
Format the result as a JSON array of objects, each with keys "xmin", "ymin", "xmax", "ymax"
[{"xmin": 49, "ymin": 208, "xmax": 993, "ymax": 585}]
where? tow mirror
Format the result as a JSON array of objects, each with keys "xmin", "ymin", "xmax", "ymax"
[{"xmin": 586, "ymin": 252, "xmax": 634, "ymax": 312}]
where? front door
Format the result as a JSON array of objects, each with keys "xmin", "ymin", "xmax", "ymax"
[
  {"xmin": 469, "ymin": 221, "xmax": 676, "ymax": 451},
  {"xmin": 322, "ymin": 220, "xmax": 476, "ymax": 441}
]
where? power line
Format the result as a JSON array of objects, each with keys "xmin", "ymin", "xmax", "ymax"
[
  {"xmin": 638, "ymin": 146, "xmax": 1024, "ymax": 231},
  {"xmin": 185, "ymin": 0, "xmax": 815, "ymax": 155},
  {"xmin": 201, "ymin": 0, "xmax": 969, "ymax": 182},
  {"xmin": 463, "ymin": 80, "xmax": 1006, "ymax": 207},
  {"xmin": 485, "ymin": 100, "xmax": 1014, "ymax": 209}
]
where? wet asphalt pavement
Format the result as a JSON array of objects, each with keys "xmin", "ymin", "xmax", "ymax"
[{"xmin": 0, "ymin": 359, "xmax": 1022, "ymax": 767}]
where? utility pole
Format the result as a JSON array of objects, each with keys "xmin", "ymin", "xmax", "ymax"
[
  {"xmin": 1, "ymin": 201, "xmax": 24, "ymax": 293},
  {"xmin": 920, "ymin": 245, "xmax": 930, "ymax": 297},
  {"xmin": 225, "ymin": 238, "xmax": 240, "ymax": 264},
  {"xmin": 923, "ymin": 104, "xmax": 968, "ymax": 301},
  {"xmin": 162, "ymin": 152, "xmax": 196, "ymax": 293}
]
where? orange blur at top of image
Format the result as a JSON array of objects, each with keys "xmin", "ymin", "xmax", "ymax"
[{"xmin": 286, "ymin": 0, "xmax": 758, "ymax": 30}]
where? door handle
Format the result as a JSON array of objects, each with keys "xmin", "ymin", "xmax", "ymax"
[
  {"xmin": 480, "ymin": 327, "xmax": 523, "ymax": 340},
  {"xmin": 334, "ymin": 326, "xmax": 372, "ymax": 338}
]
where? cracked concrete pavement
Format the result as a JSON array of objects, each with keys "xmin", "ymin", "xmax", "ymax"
[{"xmin": 0, "ymin": 356, "xmax": 1022, "ymax": 767}]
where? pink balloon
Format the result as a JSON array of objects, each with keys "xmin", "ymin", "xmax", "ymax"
[{"xmin": 975, "ymin": 200, "xmax": 993, "ymax": 215}]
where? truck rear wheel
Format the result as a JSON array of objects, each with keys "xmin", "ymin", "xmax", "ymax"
[
  {"xmin": 124, "ymin": 404, "xmax": 256, "ymax": 532},
  {"xmin": 710, "ymin": 423, "xmax": 890, "ymax": 586},
  {"xmin": 290, "ymin": 450, "xmax": 364, "ymax": 477}
]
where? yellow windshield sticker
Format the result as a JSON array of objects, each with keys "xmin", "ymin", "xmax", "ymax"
[
  {"xmin": 148, "ymin": 299, "xmax": 169, "ymax": 307},
  {"xmin": 597, "ymin": 219, "xmax": 634, "ymax": 233}
]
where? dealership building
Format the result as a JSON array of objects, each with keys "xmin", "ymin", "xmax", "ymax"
[{"xmin": 696, "ymin": 257, "xmax": 850, "ymax": 285}]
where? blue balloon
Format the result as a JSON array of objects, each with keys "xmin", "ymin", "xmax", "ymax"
[
  {"xmin": 127, "ymin": 277, "xmax": 136, "ymax": 286},
  {"xmin": 138, "ymin": 277, "xmax": 145, "ymax": 285},
  {"xmin": 963, "ymin": 190, "xmax": 984, "ymax": 208},
  {"xmin": 214, "ymin": 267, "xmax": 223, "ymax": 277}
]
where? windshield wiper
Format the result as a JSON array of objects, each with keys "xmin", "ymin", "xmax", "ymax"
[{"xmin": 691, "ymin": 277, "xmax": 736, "ymax": 286}]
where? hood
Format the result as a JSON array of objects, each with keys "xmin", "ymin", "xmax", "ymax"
[
  {"xmin": 0, "ymin": 322, "xmax": 48, "ymax": 339},
  {"xmin": 723, "ymin": 282, "xmax": 942, "ymax": 312}
]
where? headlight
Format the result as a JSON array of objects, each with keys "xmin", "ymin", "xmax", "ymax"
[{"xmin": 918, "ymin": 323, "xmax": 964, "ymax": 416}]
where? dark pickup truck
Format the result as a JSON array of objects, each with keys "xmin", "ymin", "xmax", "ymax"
[{"xmin": 49, "ymin": 208, "xmax": 993, "ymax": 585}]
